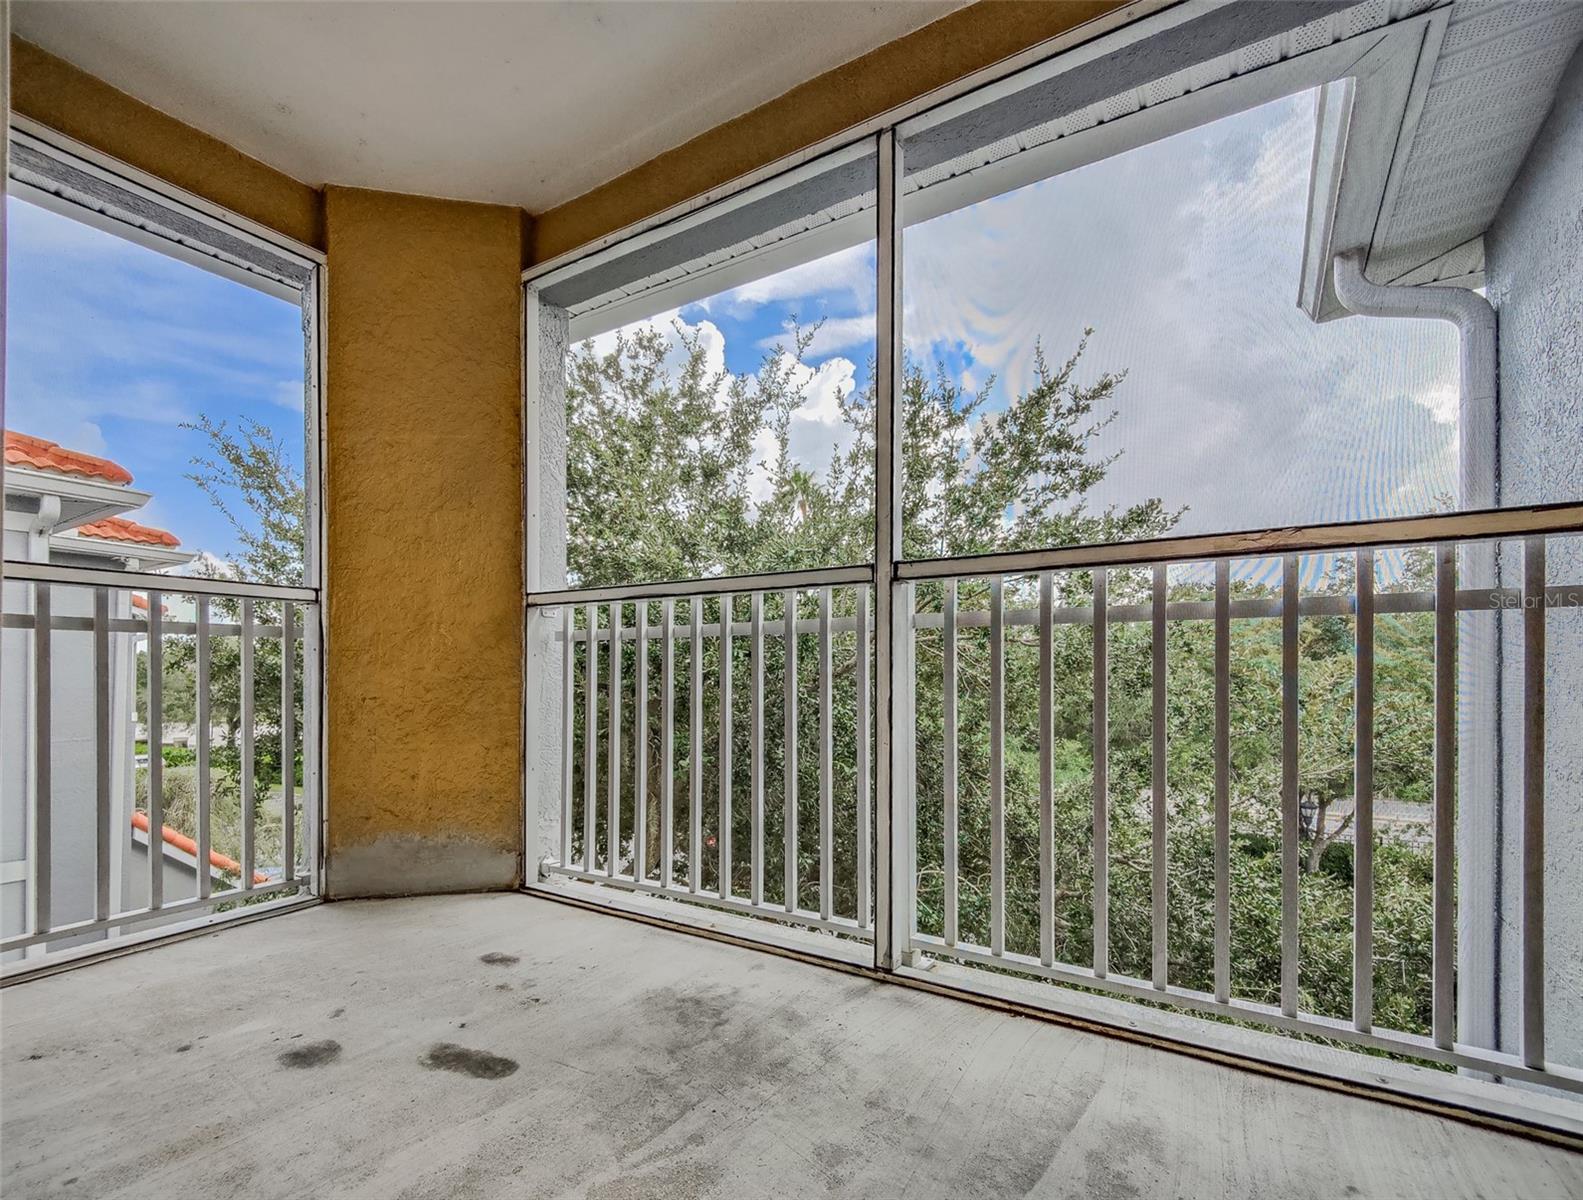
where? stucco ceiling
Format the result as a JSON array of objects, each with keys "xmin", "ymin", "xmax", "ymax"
[{"xmin": 11, "ymin": 0, "xmax": 964, "ymax": 212}]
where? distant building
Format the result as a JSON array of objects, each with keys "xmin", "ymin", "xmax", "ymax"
[{"xmin": 1, "ymin": 430, "xmax": 220, "ymax": 957}]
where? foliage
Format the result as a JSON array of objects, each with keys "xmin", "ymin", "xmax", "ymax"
[
  {"xmin": 150, "ymin": 416, "xmax": 307, "ymax": 877},
  {"xmin": 133, "ymin": 762, "xmax": 300, "ymax": 881},
  {"xmin": 563, "ymin": 318, "xmax": 1437, "ymax": 1036}
]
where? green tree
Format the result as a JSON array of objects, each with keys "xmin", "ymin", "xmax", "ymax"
[
  {"xmin": 564, "ymin": 318, "xmax": 1437, "ymax": 1037},
  {"xmin": 156, "ymin": 416, "xmax": 306, "ymax": 873}
]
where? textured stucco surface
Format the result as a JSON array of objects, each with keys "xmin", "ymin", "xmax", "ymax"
[
  {"xmin": 324, "ymin": 186, "xmax": 524, "ymax": 897},
  {"xmin": 529, "ymin": 0, "xmax": 1128, "ymax": 262},
  {"xmin": 1486, "ymin": 45, "xmax": 1583, "ymax": 1072},
  {"xmin": 8, "ymin": 36, "xmax": 324, "ymax": 249}
]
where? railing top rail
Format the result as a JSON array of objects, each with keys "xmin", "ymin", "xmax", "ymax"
[
  {"xmin": 525, "ymin": 506, "xmax": 1583, "ymax": 608},
  {"xmin": 895, "ymin": 503, "xmax": 1583, "ymax": 582},
  {"xmin": 527, "ymin": 563, "xmax": 873, "ymax": 608},
  {"xmin": 4, "ymin": 560, "xmax": 317, "ymax": 603}
]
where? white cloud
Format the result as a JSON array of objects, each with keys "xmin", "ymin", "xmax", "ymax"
[
  {"xmin": 1413, "ymin": 383, "xmax": 1459, "ymax": 425},
  {"xmin": 582, "ymin": 307, "xmax": 861, "ymax": 514},
  {"xmin": 714, "ymin": 241, "xmax": 873, "ymax": 311},
  {"xmin": 757, "ymin": 313, "xmax": 876, "ymax": 358},
  {"xmin": 900, "ymin": 87, "xmax": 1460, "ymax": 534}
]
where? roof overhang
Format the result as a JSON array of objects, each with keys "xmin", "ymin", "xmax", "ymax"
[
  {"xmin": 537, "ymin": 0, "xmax": 1451, "ymax": 343},
  {"xmin": 49, "ymin": 531, "xmax": 195, "ymax": 569},
  {"xmin": 3, "ymin": 464, "xmax": 151, "ymax": 531},
  {"xmin": 1301, "ymin": 0, "xmax": 1583, "ymax": 319}
]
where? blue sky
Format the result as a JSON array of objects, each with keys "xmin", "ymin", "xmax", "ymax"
[
  {"xmin": 595, "ymin": 87, "xmax": 1460, "ymax": 559},
  {"xmin": 5, "ymin": 195, "xmax": 306, "ymax": 579},
  {"xmin": 7, "ymin": 86, "xmax": 1459, "ymax": 589}
]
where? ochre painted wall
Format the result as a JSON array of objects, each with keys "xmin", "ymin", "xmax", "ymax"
[
  {"xmin": 530, "ymin": 0, "xmax": 1133, "ymax": 262},
  {"xmin": 8, "ymin": 36, "xmax": 324, "ymax": 249},
  {"xmin": 322, "ymin": 186, "xmax": 525, "ymax": 897}
]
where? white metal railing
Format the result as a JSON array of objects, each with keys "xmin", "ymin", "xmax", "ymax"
[
  {"xmin": 905, "ymin": 533, "xmax": 1582, "ymax": 1093},
  {"xmin": 530, "ymin": 519, "xmax": 1583, "ymax": 1094},
  {"xmin": 1, "ymin": 571, "xmax": 320, "ymax": 963},
  {"xmin": 536, "ymin": 579, "xmax": 873, "ymax": 940}
]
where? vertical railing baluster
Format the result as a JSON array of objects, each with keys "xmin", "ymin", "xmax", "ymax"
[
  {"xmin": 1353, "ymin": 549, "xmax": 1375, "ymax": 1032},
  {"xmin": 856, "ymin": 586, "xmax": 872, "ymax": 931},
  {"xmin": 719, "ymin": 593, "xmax": 734, "ymax": 899},
  {"xmin": 783, "ymin": 589, "xmax": 799, "ymax": 913},
  {"xmin": 607, "ymin": 602, "xmax": 623, "ymax": 877},
  {"xmin": 149, "ymin": 591, "xmax": 166, "ymax": 907},
  {"xmin": 303, "ymin": 606, "xmax": 322, "ymax": 894},
  {"xmin": 94, "ymin": 588, "xmax": 113, "ymax": 922},
  {"xmin": 1432, "ymin": 543, "xmax": 1457, "ymax": 1049},
  {"xmin": 1093, "ymin": 567, "xmax": 1109, "ymax": 978},
  {"xmin": 660, "ymin": 599, "xmax": 675, "ymax": 889},
  {"xmin": 1213, "ymin": 560, "xmax": 1230, "ymax": 1004},
  {"xmin": 944, "ymin": 579, "xmax": 958, "ymax": 948},
  {"xmin": 750, "ymin": 592, "xmax": 765, "ymax": 907},
  {"xmin": 1522, "ymin": 535, "xmax": 1547, "ymax": 1070},
  {"xmin": 239, "ymin": 596, "xmax": 254, "ymax": 894},
  {"xmin": 1151, "ymin": 564, "xmax": 1168, "ymax": 990},
  {"xmin": 560, "ymin": 606, "xmax": 575, "ymax": 868},
  {"xmin": 989, "ymin": 576, "xmax": 1006, "ymax": 957},
  {"xmin": 689, "ymin": 599, "xmax": 703, "ymax": 894},
  {"xmin": 196, "ymin": 598, "xmax": 213, "ymax": 901},
  {"xmin": 32, "ymin": 583, "xmax": 52, "ymax": 936},
  {"xmin": 819, "ymin": 588, "xmax": 834, "ymax": 921},
  {"xmin": 1280, "ymin": 557, "xmax": 1299, "ymax": 1017},
  {"xmin": 634, "ymin": 602, "xmax": 649, "ymax": 883},
  {"xmin": 583, "ymin": 602, "xmax": 598, "ymax": 874},
  {"xmin": 282, "ymin": 602, "xmax": 296, "ymax": 884},
  {"xmin": 901, "ymin": 581, "xmax": 918, "ymax": 956},
  {"xmin": 1039, "ymin": 571, "xmax": 1054, "ymax": 967}
]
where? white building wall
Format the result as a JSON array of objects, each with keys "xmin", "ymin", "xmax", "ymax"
[{"xmin": 1485, "ymin": 43, "xmax": 1583, "ymax": 1072}]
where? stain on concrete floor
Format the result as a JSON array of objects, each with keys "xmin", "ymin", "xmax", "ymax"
[
  {"xmin": 420, "ymin": 1042, "xmax": 519, "ymax": 1080},
  {"xmin": 277, "ymin": 1039, "xmax": 342, "ymax": 1069}
]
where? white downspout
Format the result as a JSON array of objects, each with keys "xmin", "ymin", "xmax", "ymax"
[
  {"xmin": 1332, "ymin": 249, "xmax": 1497, "ymax": 509},
  {"xmin": 1333, "ymin": 248, "xmax": 1504, "ymax": 1064}
]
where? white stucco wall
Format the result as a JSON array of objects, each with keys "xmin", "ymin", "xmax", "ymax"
[{"xmin": 1485, "ymin": 43, "xmax": 1583, "ymax": 1072}]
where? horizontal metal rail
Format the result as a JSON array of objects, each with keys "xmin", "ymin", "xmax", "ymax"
[
  {"xmin": 528, "ymin": 563, "xmax": 873, "ymax": 607},
  {"xmin": 2, "ymin": 614, "xmax": 292, "ymax": 636},
  {"xmin": 545, "ymin": 586, "xmax": 1583, "ymax": 646},
  {"xmin": 545, "ymin": 864, "xmax": 872, "ymax": 941},
  {"xmin": 527, "ymin": 505, "xmax": 1583, "ymax": 609},
  {"xmin": 0, "ymin": 878, "xmax": 309, "ymax": 954},
  {"xmin": 3, "ymin": 559, "xmax": 317, "ymax": 602},
  {"xmin": 912, "ymin": 935, "xmax": 1583, "ymax": 1095},
  {"xmin": 896, "ymin": 502, "xmax": 1583, "ymax": 581}
]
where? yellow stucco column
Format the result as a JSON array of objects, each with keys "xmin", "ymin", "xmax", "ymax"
[{"xmin": 323, "ymin": 186, "xmax": 524, "ymax": 897}]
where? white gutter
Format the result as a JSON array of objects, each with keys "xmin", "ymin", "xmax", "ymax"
[
  {"xmin": 1335, "ymin": 249, "xmax": 1504, "ymax": 1059},
  {"xmin": 1332, "ymin": 250, "xmax": 1498, "ymax": 508}
]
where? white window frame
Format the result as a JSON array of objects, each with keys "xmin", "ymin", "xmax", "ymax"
[
  {"xmin": 520, "ymin": 0, "xmax": 1583, "ymax": 1127},
  {"xmin": 2, "ymin": 118, "xmax": 329, "ymax": 977}
]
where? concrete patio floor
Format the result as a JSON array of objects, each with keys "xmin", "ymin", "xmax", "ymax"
[{"xmin": 3, "ymin": 892, "xmax": 1580, "ymax": 1199}]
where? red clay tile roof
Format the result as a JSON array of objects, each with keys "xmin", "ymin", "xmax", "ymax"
[
  {"xmin": 129, "ymin": 594, "xmax": 171, "ymax": 615},
  {"xmin": 78, "ymin": 517, "xmax": 181, "ymax": 548},
  {"xmin": 131, "ymin": 811, "xmax": 269, "ymax": 885},
  {"xmin": 4, "ymin": 430, "xmax": 134, "ymax": 485}
]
